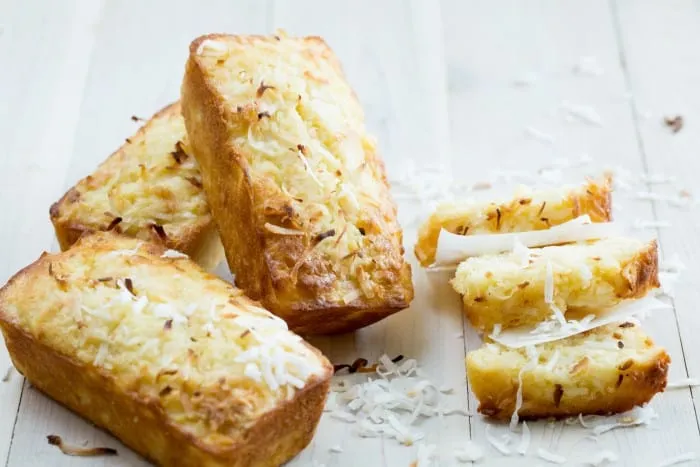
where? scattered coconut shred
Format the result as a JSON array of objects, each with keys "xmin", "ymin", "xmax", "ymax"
[
  {"xmin": 326, "ymin": 355, "xmax": 470, "ymax": 446},
  {"xmin": 583, "ymin": 450, "xmax": 619, "ymax": 466},
  {"xmin": 657, "ymin": 452, "xmax": 697, "ymax": 467},
  {"xmin": 537, "ymin": 447, "xmax": 567, "ymax": 464},
  {"xmin": 666, "ymin": 378, "xmax": 700, "ymax": 390},
  {"xmin": 454, "ymin": 441, "xmax": 484, "ymax": 463}
]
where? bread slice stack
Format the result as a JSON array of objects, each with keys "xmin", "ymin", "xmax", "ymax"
[{"xmin": 416, "ymin": 177, "xmax": 669, "ymax": 421}]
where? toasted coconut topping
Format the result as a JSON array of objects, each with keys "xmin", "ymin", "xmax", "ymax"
[
  {"xmin": 264, "ymin": 222, "xmax": 304, "ymax": 236},
  {"xmin": 106, "ymin": 216, "xmax": 122, "ymax": 231}
]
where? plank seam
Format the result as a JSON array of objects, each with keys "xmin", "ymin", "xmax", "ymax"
[{"xmin": 4, "ymin": 380, "xmax": 25, "ymax": 467}]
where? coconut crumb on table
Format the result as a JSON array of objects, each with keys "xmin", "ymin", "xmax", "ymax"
[
  {"xmin": 663, "ymin": 115, "xmax": 684, "ymax": 133},
  {"xmin": 46, "ymin": 435, "xmax": 117, "ymax": 457}
]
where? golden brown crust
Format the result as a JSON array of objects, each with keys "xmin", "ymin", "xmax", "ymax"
[
  {"xmin": 49, "ymin": 102, "xmax": 223, "ymax": 270},
  {"xmin": 181, "ymin": 34, "xmax": 413, "ymax": 334},
  {"xmin": 415, "ymin": 175, "xmax": 613, "ymax": 267},
  {"xmin": 0, "ymin": 232, "xmax": 332, "ymax": 466}
]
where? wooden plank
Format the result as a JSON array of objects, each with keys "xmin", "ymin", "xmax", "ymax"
[
  {"xmin": 442, "ymin": 0, "xmax": 700, "ymax": 465},
  {"xmin": 271, "ymin": 1, "xmax": 462, "ymax": 466},
  {"xmin": 5, "ymin": 2, "xmax": 268, "ymax": 466},
  {"xmin": 613, "ymin": 0, "xmax": 700, "ymax": 431},
  {"xmin": 0, "ymin": 0, "xmax": 104, "ymax": 465}
]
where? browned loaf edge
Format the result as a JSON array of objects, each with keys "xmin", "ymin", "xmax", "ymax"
[
  {"xmin": 0, "ymin": 235, "xmax": 331, "ymax": 466},
  {"xmin": 181, "ymin": 34, "xmax": 414, "ymax": 334}
]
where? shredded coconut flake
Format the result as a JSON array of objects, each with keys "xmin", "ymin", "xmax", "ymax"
[
  {"xmin": 666, "ymin": 378, "xmax": 700, "ymax": 390},
  {"xmin": 584, "ymin": 450, "xmax": 619, "ymax": 466},
  {"xmin": 160, "ymin": 249, "xmax": 188, "ymax": 259},
  {"xmin": 329, "ymin": 445, "xmax": 343, "ymax": 453},
  {"xmin": 435, "ymin": 216, "xmax": 618, "ymax": 266},
  {"xmin": 512, "ymin": 237, "xmax": 532, "ymax": 268},
  {"xmin": 455, "ymin": 441, "xmax": 484, "ymax": 462},
  {"xmin": 544, "ymin": 260, "xmax": 554, "ymax": 304},
  {"xmin": 196, "ymin": 39, "xmax": 228, "ymax": 56},
  {"xmin": 263, "ymin": 222, "xmax": 304, "ymax": 236},
  {"xmin": 591, "ymin": 405, "xmax": 658, "ymax": 435},
  {"xmin": 657, "ymin": 452, "xmax": 697, "ymax": 466},
  {"xmin": 327, "ymin": 355, "xmax": 461, "ymax": 446},
  {"xmin": 537, "ymin": 447, "xmax": 567, "ymax": 464},
  {"xmin": 330, "ymin": 410, "xmax": 356, "ymax": 423},
  {"xmin": 510, "ymin": 345, "xmax": 539, "ymax": 430},
  {"xmin": 485, "ymin": 424, "xmax": 511, "ymax": 455},
  {"xmin": 543, "ymin": 349, "xmax": 560, "ymax": 371},
  {"xmin": 516, "ymin": 421, "xmax": 530, "ymax": 455},
  {"xmin": 525, "ymin": 126, "xmax": 555, "ymax": 145},
  {"xmin": 561, "ymin": 101, "xmax": 604, "ymax": 126}
]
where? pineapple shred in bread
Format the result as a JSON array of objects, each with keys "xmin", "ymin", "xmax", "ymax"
[
  {"xmin": 182, "ymin": 33, "xmax": 413, "ymax": 334},
  {"xmin": 467, "ymin": 322, "xmax": 669, "ymax": 420},
  {"xmin": 415, "ymin": 175, "xmax": 613, "ymax": 266},
  {"xmin": 0, "ymin": 233, "xmax": 332, "ymax": 466},
  {"xmin": 49, "ymin": 102, "xmax": 223, "ymax": 269},
  {"xmin": 451, "ymin": 237, "xmax": 659, "ymax": 332}
]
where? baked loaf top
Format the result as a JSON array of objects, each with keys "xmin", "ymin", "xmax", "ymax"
[
  {"xmin": 415, "ymin": 175, "xmax": 613, "ymax": 266},
  {"xmin": 183, "ymin": 33, "xmax": 413, "ymax": 319},
  {"xmin": 50, "ymin": 102, "xmax": 213, "ymax": 255},
  {"xmin": 0, "ymin": 232, "xmax": 331, "ymax": 447}
]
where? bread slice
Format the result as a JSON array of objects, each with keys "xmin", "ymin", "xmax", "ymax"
[
  {"xmin": 49, "ymin": 102, "xmax": 223, "ymax": 270},
  {"xmin": 451, "ymin": 237, "xmax": 659, "ymax": 332},
  {"xmin": 415, "ymin": 176, "xmax": 613, "ymax": 266},
  {"xmin": 467, "ymin": 322, "xmax": 669, "ymax": 420},
  {"xmin": 181, "ymin": 33, "xmax": 414, "ymax": 334},
  {"xmin": 0, "ymin": 232, "xmax": 332, "ymax": 466}
]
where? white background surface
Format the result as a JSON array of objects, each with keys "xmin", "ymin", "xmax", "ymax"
[{"xmin": 1, "ymin": 1, "xmax": 699, "ymax": 465}]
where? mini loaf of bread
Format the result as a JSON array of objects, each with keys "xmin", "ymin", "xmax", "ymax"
[
  {"xmin": 467, "ymin": 322, "xmax": 669, "ymax": 420},
  {"xmin": 50, "ymin": 102, "xmax": 224, "ymax": 270},
  {"xmin": 0, "ymin": 232, "xmax": 332, "ymax": 466},
  {"xmin": 181, "ymin": 33, "xmax": 414, "ymax": 334},
  {"xmin": 451, "ymin": 237, "xmax": 659, "ymax": 332},
  {"xmin": 415, "ymin": 175, "xmax": 613, "ymax": 266}
]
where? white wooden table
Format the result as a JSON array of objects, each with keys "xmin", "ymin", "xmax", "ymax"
[{"xmin": 1, "ymin": 1, "xmax": 700, "ymax": 465}]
